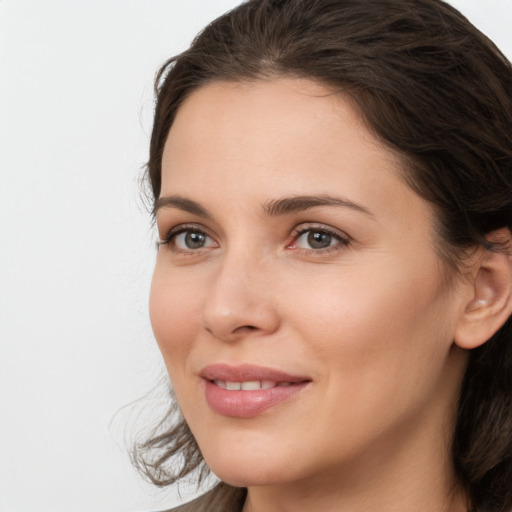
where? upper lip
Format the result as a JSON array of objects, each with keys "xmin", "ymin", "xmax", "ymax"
[{"xmin": 199, "ymin": 363, "xmax": 311, "ymax": 383}]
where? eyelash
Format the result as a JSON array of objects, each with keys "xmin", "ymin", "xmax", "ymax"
[
  {"xmin": 158, "ymin": 224, "xmax": 215, "ymax": 253},
  {"xmin": 158, "ymin": 223, "xmax": 351, "ymax": 255},
  {"xmin": 287, "ymin": 224, "xmax": 351, "ymax": 255}
]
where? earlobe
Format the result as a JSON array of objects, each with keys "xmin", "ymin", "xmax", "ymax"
[{"xmin": 454, "ymin": 229, "xmax": 512, "ymax": 350}]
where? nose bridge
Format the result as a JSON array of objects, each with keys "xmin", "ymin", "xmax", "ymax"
[{"xmin": 202, "ymin": 244, "xmax": 279, "ymax": 341}]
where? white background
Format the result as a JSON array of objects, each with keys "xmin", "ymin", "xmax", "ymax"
[{"xmin": 0, "ymin": 1, "xmax": 511, "ymax": 511}]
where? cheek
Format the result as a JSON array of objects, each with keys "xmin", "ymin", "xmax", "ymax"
[
  {"xmin": 286, "ymin": 256, "xmax": 453, "ymax": 382},
  {"xmin": 278, "ymin": 261, "xmax": 457, "ymax": 457},
  {"xmin": 149, "ymin": 266, "xmax": 200, "ymax": 369}
]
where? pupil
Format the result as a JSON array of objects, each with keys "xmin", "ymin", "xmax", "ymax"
[
  {"xmin": 308, "ymin": 231, "xmax": 331, "ymax": 249},
  {"xmin": 185, "ymin": 232, "xmax": 205, "ymax": 248}
]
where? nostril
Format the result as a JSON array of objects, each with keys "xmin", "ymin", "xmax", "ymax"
[
  {"xmin": 202, "ymin": 323, "xmax": 258, "ymax": 336},
  {"xmin": 237, "ymin": 325, "xmax": 258, "ymax": 332}
]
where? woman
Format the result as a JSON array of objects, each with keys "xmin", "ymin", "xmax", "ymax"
[{"xmin": 134, "ymin": 1, "xmax": 512, "ymax": 511}]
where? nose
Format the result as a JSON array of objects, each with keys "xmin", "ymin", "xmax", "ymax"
[{"xmin": 202, "ymin": 254, "xmax": 280, "ymax": 342}]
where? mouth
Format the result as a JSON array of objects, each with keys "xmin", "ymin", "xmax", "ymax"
[
  {"xmin": 212, "ymin": 380, "xmax": 297, "ymax": 390},
  {"xmin": 199, "ymin": 364, "xmax": 311, "ymax": 418},
  {"xmin": 200, "ymin": 362, "xmax": 310, "ymax": 383}
]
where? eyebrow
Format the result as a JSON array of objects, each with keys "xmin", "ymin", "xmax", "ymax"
[
  {"xmin": 153, "ymin": 195, "xmax": 212, "ymax": 218},
  {"xmin": 263, "ymin": 194, "xmax": 374, "ymax": 217},
  {"xmin": 154, "ymin": 193, "xmax": 373, "ymax": 218}
]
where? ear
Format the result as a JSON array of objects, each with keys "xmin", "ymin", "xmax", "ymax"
[{"xmin": 454, "ymin": 228, "xmax": 512, "ymax": 350}]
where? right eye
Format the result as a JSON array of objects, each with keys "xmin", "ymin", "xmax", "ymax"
[{"xmin": 160, "ymin": 227, "xmax": 217, "ymax": 251}]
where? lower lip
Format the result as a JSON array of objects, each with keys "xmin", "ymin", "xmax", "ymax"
[{"xmin": 204, "ymin": 380, "xmax": 309, "ymax": 418}]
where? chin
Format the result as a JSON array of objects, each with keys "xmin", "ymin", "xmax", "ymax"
[
  {"xmin": 211, "ymin": 463, "xmax": 289, "ymax": 488},
  {"xmin": 202, "ymin": 442, "xmax": 295, "ymax": 488}
]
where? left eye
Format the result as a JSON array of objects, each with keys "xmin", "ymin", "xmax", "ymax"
[{"xmin": 292, "ymin": 228, "xmax": 347, "ymax": 250}]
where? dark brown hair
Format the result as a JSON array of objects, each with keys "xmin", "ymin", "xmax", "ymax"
[{"xmin": 134, "ymin": 1, "xmax": 512, "ymax": 511}]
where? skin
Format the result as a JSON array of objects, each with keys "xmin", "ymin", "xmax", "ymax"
[{"xmin": 150, "ymin": 78, "xmax": 472, "ymax": 512}]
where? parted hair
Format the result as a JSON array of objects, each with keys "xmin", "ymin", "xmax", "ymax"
[{"xmin": 134, "ymin": 1, "xmax": 512, "ymax": 511}]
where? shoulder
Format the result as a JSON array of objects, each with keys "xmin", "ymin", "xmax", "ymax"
[{"xmin": 161, "ymin": 483, "xmax": 246, "ymax": 512}]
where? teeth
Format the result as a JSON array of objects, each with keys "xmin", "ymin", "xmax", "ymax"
[
  {"xmin": 212, "ymin": 380, "xmax": 291, "ymax": 390},
  {"xmin": 241, "ymin": 381, "xmax": 260, "ymax": 391}
]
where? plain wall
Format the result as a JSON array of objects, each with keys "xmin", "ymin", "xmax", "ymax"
[{"xmin": 0, "ymin": 1, "xmax": 511, "ymax": 511}]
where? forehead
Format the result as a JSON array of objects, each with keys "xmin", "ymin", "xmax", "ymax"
[
  {"xmin": 160, "ymin": 78, "xmax": 434, "ymax": 233},
  {"xmin": 163, "ymin": 79, "xmax": 398, "ymax": 183}
]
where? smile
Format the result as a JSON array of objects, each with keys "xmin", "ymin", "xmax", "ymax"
[
  {"xmin": 200, "ymin": 364, "xmax": 311, "ymax": 418},
  {"xmin": 213, "ymin": 380, "xmax": 294, "ymax": 390}
]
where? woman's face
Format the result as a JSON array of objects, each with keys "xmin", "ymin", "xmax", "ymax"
[{"xmin": 150, "ymin": 79, "xmax": 469, "ymax": 488}]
